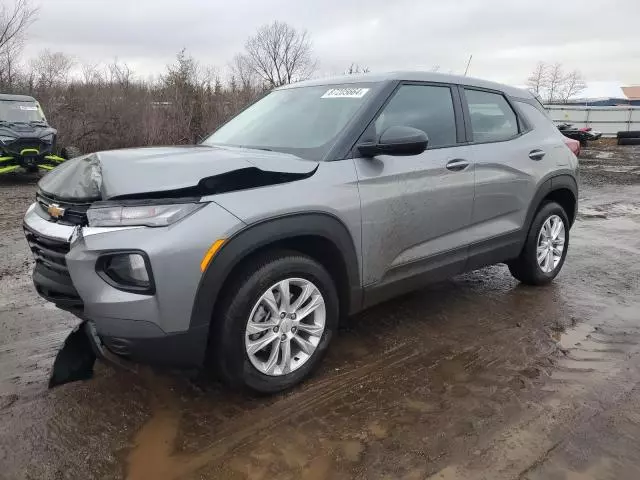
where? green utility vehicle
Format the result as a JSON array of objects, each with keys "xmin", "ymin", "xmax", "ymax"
[{"xmin": 0, "ymin": 94, "xmax": 80, "ymax": 174}]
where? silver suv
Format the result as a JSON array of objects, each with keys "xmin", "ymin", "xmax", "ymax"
[{"xmin": 23, "ymin": 72, "xmax": 578, "ymax": 392}]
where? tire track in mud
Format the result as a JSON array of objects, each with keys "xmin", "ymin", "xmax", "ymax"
[
  {"xmin": 426, "ymin": 315, "xmax": 640, "ymax": 480},
  {"xmin": 125, "ymin": 316, "xmax": 561, "ymax": 479},
  {"xmin": 127, "ymin": 343, "xmax": 427, "ymax": 479}
]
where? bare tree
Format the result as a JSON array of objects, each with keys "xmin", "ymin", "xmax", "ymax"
[
  {"xmin": 560, "ymin": 70, "xmax": 587, "ymax": 102},
  {"xmin": 108, "ymin": 59, "xmax": 133, "ymax": 88},
  {"xmin": 527, "ymin": 62, "xmax": 588, "ymax": 104},
  {"xmin": 242, "ymin": 21, "xmax": 317, "ymax": 88},
  {"xmin": 30, "ymin": 50, "xmax": 74, "ymax": 88},
  {"xmin": 80, "ymin": 62, "xmax": 103, "ymax": 85},
  {"xmin": 0, "ymin": 0, "xmax": 37, "ymax": 54},
  {"xmin": 231, "ymin": 53, "xmax": 259, "ymax": 90},
  {"xmin": 0, "ymin": 39, "xmax": 23, "ymax": 89},
  {"xmin": 527, "ymin": 62, "xmax": 547, "ymax": 95},
  {"xmin": 345, "ymin": 63, "xmax": 370, "ymax": 75}
]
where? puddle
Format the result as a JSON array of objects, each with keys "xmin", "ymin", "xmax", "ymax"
[
  {"xmin": 592, "ymin": 151, "xmax": 616, "ymax": 159},
  {"xmin": 552, "ymin": 322, "xmax": 594, "ymax": 351}
]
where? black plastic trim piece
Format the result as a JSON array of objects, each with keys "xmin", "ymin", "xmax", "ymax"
[
  {"xmin": 522, "ymin": 173, "xmax": 578, "ymax": 240},
  {"xmin": 85, "ymin": 321, "xmax": 209, "ymax": 369},
  {"xmin": 95, "ymin": 250, "xmax": 156, "ymax": 295},
  {"xmin": 363, "ymin": 246, "xmax": 467, "ymax": 309},
  {"xmin": 190, "ymin": 212, "xmax": 362, "ymax": 331},
  {"xmin": 550, "ymin": 174, "xmax": 579, "ymax": 225}
]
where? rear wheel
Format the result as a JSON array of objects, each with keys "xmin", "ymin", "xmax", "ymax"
[
  {"xmin": 508, "ymin": 202, "xmax": 569, "ymax": 285},
  {"xmin": 213, "ymin": 251, "xmax": 339, "ymax": 393}
]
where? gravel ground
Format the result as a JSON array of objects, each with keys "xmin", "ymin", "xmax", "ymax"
[{"xmin": 0, "ymin": 142, "xmax": 639, "ymax": 480}]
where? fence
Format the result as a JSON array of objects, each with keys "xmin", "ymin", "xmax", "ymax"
[{"xmin": 545, "ymin": 105, "xmax": 640, "ymax": 137}]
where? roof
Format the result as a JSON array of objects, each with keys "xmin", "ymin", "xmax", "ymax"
[
  {"xmin": 622, "ymin": 86, "xmax": 640, "ymax": 100},
  {"xmin": 279, "ymin": 71, "xmax": 532, "ymax": 100},
  {"xmin": 0, "ymin": 93, "xmax": 37, "ymax": 102}
]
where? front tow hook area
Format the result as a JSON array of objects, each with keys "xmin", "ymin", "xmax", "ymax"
[{"xmin": 49, "ymin": 322, "xmax": 96, "ymax": 388}]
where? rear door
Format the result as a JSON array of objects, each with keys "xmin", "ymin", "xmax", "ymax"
[
  {"xmin": 460, "ymin": 87, "xmax": 562, "ymax": 268},
  {"xmin": 353, "ymin": 82, "xmax": 475, "ymax": 290}
]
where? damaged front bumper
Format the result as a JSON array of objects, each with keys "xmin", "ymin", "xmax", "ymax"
[{"xmin": 23, "ymin": 199, "xmax": 244, "ymax": 373}]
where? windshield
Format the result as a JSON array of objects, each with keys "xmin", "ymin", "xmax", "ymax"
[
  {"xmin": 0, "ymin": 100, "xmax": 47, "ymax": 123},
  {"xmin": 203, "ymin": 83, "xmax": 376, "ymax": 160}
]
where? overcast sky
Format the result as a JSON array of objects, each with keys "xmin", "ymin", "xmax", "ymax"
[{"xmin": 22, "ymin": 0, "xmax": 640, "ymax": 87}]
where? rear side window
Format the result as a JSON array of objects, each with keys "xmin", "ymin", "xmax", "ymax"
[
  {"xmin": 516, "ymin": 101, "xmax": 561, "ymax": 136},
  {"xmin": 464, "ymin": 89, "xmax": 519, "ymax": 143},
  {"xmin": 375, "ymin": 84, "xmax": 457, "ymax": 148}
]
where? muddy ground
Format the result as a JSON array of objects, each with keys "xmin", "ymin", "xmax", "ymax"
[{"xmin": 0, "ymin": 141, "xmax": 639, "ymax": 480}]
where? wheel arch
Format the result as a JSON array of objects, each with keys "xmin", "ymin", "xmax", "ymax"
[
  {"xmin": 189, "ymin": 212, "xmax": 362, "ymax": 336},
  {"xmin": 526, "ymin": 174, "xmax": 578, "ymax": 231}
]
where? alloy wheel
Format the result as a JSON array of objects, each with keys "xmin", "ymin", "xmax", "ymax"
[
  {"xmin": 536, "ymin": 214, "xmax": 566, "ymax": 273},
  {"xmin": 244, "ymin": 278, "xmax": 326, "ymax": 376}
]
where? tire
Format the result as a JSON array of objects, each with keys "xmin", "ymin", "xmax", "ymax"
[
  {"xmin": 61, "ymin": 146, "xmax": 82, "ymax": 159},
  {"xmin": 213, "ymin": 251, "xmax": 339, "ymax": 393},
  {"xmin": 618, "ymin": 137, "xmax": 640, "ymax": 146},
  {"xmin": 579, "ymin": 138, "xmax": 588, "ymax": 147},
  {"xmin": 617, "ymin": 131, "xmax": 640, "ymax": 139},
  {"xmin": 508, "ymin": 202, "xmax": 570, "ymax": 286}
]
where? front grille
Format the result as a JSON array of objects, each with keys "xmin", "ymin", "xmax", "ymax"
[
  {"xmin": 36, "ymin": 191, "xmax": 91, "ymax": 226},
  {"xmin": 24, "ymin": 224, "xmax": 71, "ymax": 276},
  {"xmin": 24, "ymin": 224, "xmax": 82, "ymax": 308},
  {"xmin": 4, "ymin": 138, "xmax": 49, "ymax": 156}
]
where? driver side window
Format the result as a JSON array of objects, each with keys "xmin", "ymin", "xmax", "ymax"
[{"xmin": 374, "ymin": 84, "xmax": 457, "ymax": 148}]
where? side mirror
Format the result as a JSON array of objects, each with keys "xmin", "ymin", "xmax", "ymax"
[{"xmin": 358, "ymin": 126, "xmax": 428, "ymax": 157}]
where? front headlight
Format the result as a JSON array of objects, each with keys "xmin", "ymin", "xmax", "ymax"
[
  {"xmin": 87, "ymin": 202, "xmax": 205, "ymax": 227},
  {"xmin": 40, "ymin": 133, "xmax": 54, "ymax": 143},
  {"xmin": 0, "ymin": 135, "xmax": 15, "ymax": 143}
]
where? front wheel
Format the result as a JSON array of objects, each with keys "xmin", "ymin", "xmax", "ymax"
[
  {"xmin": 213, "ymin": 252, "xmax": 339, "ymax": 393},
  {"xmin": 508, "ymin": 202, "xmax": 570, "ymax": 285}
]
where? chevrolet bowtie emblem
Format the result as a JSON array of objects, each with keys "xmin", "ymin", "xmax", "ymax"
[{"xmin": 47, "ymin": 203, "xmax": 65, "ymax": 219}]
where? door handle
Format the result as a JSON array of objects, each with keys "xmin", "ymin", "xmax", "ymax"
[
  {"xmin": 446, "ymin": 159, "xmax": 470, "ymax": 171},
  {"xmin": 529, "ymin": 149, "xmax": 546, "ymax": 161}
]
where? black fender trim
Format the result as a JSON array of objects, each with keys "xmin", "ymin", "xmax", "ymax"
[
  {"xmin": 189, "ymin": 212, "xmax": 362, "ymax": 332},
  {"xmin": 550, "ymin": 174, "xmax": 579, "ymax": 225},
  {"xmin": 524, "ymin": 174, "xmax": 578, "ymax": 230}
]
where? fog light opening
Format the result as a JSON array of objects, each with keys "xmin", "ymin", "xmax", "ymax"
[{"xmin": 97, "ymin": 252, "xmax": 155, "ymax": 294}]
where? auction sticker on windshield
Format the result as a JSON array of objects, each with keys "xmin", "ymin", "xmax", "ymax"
[
  {"xmin": 19, "ymin": 106, "xmax": 38, "ymax": 111},
  {"xmin": 321, "ymin": 88, "xmax": 370, "ymax": 99}
]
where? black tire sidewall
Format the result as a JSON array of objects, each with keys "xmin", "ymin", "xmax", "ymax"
[
  {"xmin": 526, "ymin": 202, "xmax": 570, "ymax": 283},
  {"xmin": 218, "ymin": 254, "xmax": 339, "ymax": 393}
]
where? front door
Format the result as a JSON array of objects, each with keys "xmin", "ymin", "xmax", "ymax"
[{"xmin": 353, "ymin": 83, "xmax": 475, "ymax": 293}]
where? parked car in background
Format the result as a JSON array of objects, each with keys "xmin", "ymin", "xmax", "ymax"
[
  {"xmin": 24, "ymin": 72, "xmax": 578, "ymax": 393},
  {"xmin": 557, "ymin": 122, "xmax": 602, "ymax": 147}
]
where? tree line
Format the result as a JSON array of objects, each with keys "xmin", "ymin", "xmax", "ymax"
[
  {"xmin": 526, "ymin": 61, "xmax": 587, "ymax": 103},
  {"xmin": 0, "ymin": 1, "xmax": 317, "ymax": 153},
  {"xmin": 1, "ymin": 0, "xmax": 592, "ymax": 154}
]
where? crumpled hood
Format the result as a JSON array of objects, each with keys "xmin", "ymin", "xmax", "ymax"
[{"xmin": 38, "ymin": 145, "xmax": 318, "ymax": 201}]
